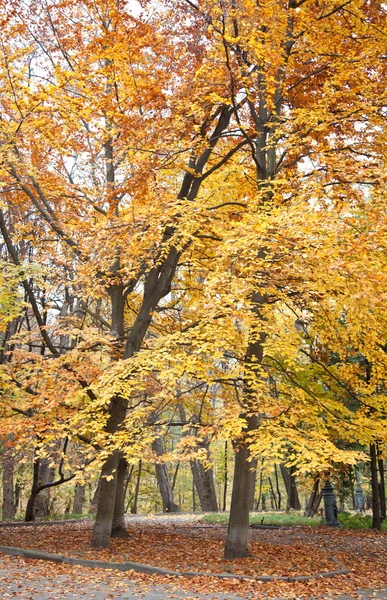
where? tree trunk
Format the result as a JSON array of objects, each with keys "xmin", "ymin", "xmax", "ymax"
[
  {"xmin": 111, "ymin": 456, "xmax": 129, "ymax": 537},
  {"xmin": 131, "ymin": 460, "xmax": 142, "ymax": 514},
  {"xmin": 191, "ymin": 458, "xmax": 218, "ymax": 512},
  {"xmin": 34, "ymin": 459, "xmax": 55, "ymax": 518},
  {"xmin": 25, "ymin": 457, "xmax": 55, "ymax": 522},
  {"xmin": 91, "ymin": 450, "xmax": 120, "ymax": 546},
  {"xmin": 370, "ymin": 443, "xmax": 381, "ymax": 530},
  {"xmin": 377, "ymin": 447, "xmax": 386, "ymax": 521},
  {"xmin": 249, "ymin": 458, "xmax": 257, "ymax": 510},
  {"xmin": 2, "ymin": 449, "xmax": 15, "ymax": 520},
  {"xmin": 280, "ymin": 464, "xmax": 301, "ymax": 510},
  {"xmin": 224, "ymin": 414, "xmax": 258, "ymax": 559},
  {"xmin": 304, "ymin": 478, "xmax": 319, "ymax": 517},
  {"xmin": 153, "ymin": 437, "xmax": 179, "ymax": 513},
  {"xmin": 72, "ymin": 483, "xmax": 85, "ymax": 515},
  {"xmin": 90, "ymin": 480, "xmax": 100, "ymax": 514},
  {"xmin": 274, "ymin": 464, "xmax": 282, "ymax": 510},
  {"xmin": 223, "ymin": 441, "xmax": 228, "ymax": 512}
]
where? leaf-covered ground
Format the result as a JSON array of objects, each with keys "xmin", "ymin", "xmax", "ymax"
[{"xmin": 0, "ymin": 521, "xmax": 386, "ymax": 598}]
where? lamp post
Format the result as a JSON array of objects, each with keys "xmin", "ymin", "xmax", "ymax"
[{"xmin": 322, "ymin": 479, "xmax": 340, "ymax": 526}]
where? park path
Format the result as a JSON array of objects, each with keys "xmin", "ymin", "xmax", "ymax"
[
  {"xmin": 0, "ymin": 515, "xmax": 385, "ymax": 599},
  {"xmin": 0, "ymin": 551, "xmax": 386, "ymax": 600}
]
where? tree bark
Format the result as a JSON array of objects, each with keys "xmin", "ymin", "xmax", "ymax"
[
  {"xmin": 131, "ymin": 460, "xmax": 142, "ymax": 514},
  {"xmin": 304, "ymin": 478, "xmax": 319, "ymax": 517},
  {"xmin": 178, "ymin": 404, "xmax": 218, "ymax": 512},
  {"xmin": 191, "ymin": 458, "xmax": 218, "ymax": 512},
  {"xmin": 223, "ymin": 441, "xmax": 228, "ymax": 512},
  {"xmin": 370, "ymin": 443, "xmax": 381, "ymax": 530},
  {"xmin": 72, "ymin": 483, "xmax": 85, "ymax": 515},
  {"xmin": 249, "ymin": 458, "xmax": 258, "ymax": 510},
  {"xmin": 153, "ymin": 437, "xmax": 179, "ymax": 513},
  {"xmin": 2, "ymin": 448, "xmax": 15, "ymax": 520},
  {"xmin": 377, "ymin": 446, "xmax": 386, "ymax": 521},
  {"xmin": 91, "ymin": 450, "xmax": 120, "ymax": 546},
  {"xmin": 280, "ymin": 464, "xmax": 301, "ymax": 511},
  {"xmin": 224, "ymin": 414, "xmax": 258, "ymax": 559},
  {"xmin": 111, "ymin": 455, "xmax": 129, "ymax": 537}
]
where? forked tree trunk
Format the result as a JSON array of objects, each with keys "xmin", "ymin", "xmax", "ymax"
[
  {"xmin": 153, "ymin": 437, "xmax": 179, "ymax": 513},
  {"xmin": 25, "ymin": 457, "xmax": 55, "ymax": 522},
  {"xmin": 304, "ymin": 478, "xmax": 320, "ymax": 517},
  {"xmin": 178, "ymin": 404, "xmax": 218, "ymax": 511},
  {"xmin": 111, "ymin": 456, "xmax": 129, "ymax": 537},
  {"xmin": 191, "ymin": 458, "xmax": 218, "ymax": 512},
  {"xmin": 224, "ymin": 414, "xmax": 258, "ymax": 559}
]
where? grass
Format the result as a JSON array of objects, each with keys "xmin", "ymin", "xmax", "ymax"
[
  {"xmin": 201, "ymin": 511, "xmax": 387, "ymax": 529},
  {"xmin": 201, "ymin": 511, "xmax": 324, "ymax": 527}
]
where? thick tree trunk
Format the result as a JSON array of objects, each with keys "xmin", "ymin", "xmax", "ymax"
[
  {"xmin": 111, "ymin": 456, "xmax": 129, "ymax": 538},
  {"xmin": 153, "ymin": 437, "xmax": 179, "ymax": 513},
  {"xmin": 2, "ymin": 449, "xmax": 15, "ymax": 520},
  {"xmin": 72, "ymin": 483, "xmax": 85, "ymax": 515},
  {"xmin": 280, "ymin": 464, "xmax": 301, "ymax": 510},
  {"xmin": 224, "ymin": 414, "xmax": 258, "ymax": 559},
  {"xmin": 91, "ymin": 450, "xmax": 120, "ymax": 546},
  {"xmin": 25, "ymin": 457, "xmax": 55, "ymax": 522},
  {"xmin": 34, "ymin": 459, "xmax": 55, "ymax": 518},
  {"xmin": 370, "ymin": 443, "xmax": 381, "ymax": 530}
]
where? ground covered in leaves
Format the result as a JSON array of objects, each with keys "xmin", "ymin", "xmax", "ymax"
[{"xmin": 0, "ymin": 520, "xmax": 386, "ymax": 598}]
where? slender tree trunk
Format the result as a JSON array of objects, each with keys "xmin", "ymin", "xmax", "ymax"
[
  {"xmin": 131, "ymin": 460, "xmax": 142, "ymax": 514},
  {"xmin": 249, "ymin": 458, "xmax": 258, "ymax": 511},
  {"xmin": 268, "ymin": 476, "xmax": 278, "ymax": 510},
  {"xmin": 2, "ymin": 448, "xmax": 15, "ymax": 520},
  {"xmin": 72, "ymin": 483, "xmax": 85, "ymax": 515},
  {"xmin": 111, "ymin": 456, "xmax": 129, "ymax": 537},
  {"xmin": 223, "ymin": 441, "xmax": 228, "ymax": 512},
  {"xmin": 377, "ymin": 446, "xmax": 386, "ymax": 521},
  {"xmin": 274, "ymin": 464, "xmax": 282, "ymax": 510},
  {"xmin": 370, "ymin": 443, "xmax": 381, "ymax": 530}
]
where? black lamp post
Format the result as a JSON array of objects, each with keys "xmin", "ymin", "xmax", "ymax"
[{"xmin": 322, "ymin": 479, "xmax": 340, "ymax": 526}]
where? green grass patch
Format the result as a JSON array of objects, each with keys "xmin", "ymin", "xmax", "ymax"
[
  {"xmin": 201, "ymin": 512, "xmax": 324, "ymax": 527},
  {"xmin": 202, "ymin": 511, "xmax": 387, "ymax": 530},
  {"xmin": 338, "ymin": 512, "xmax": 387, "ymax": 530}
]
